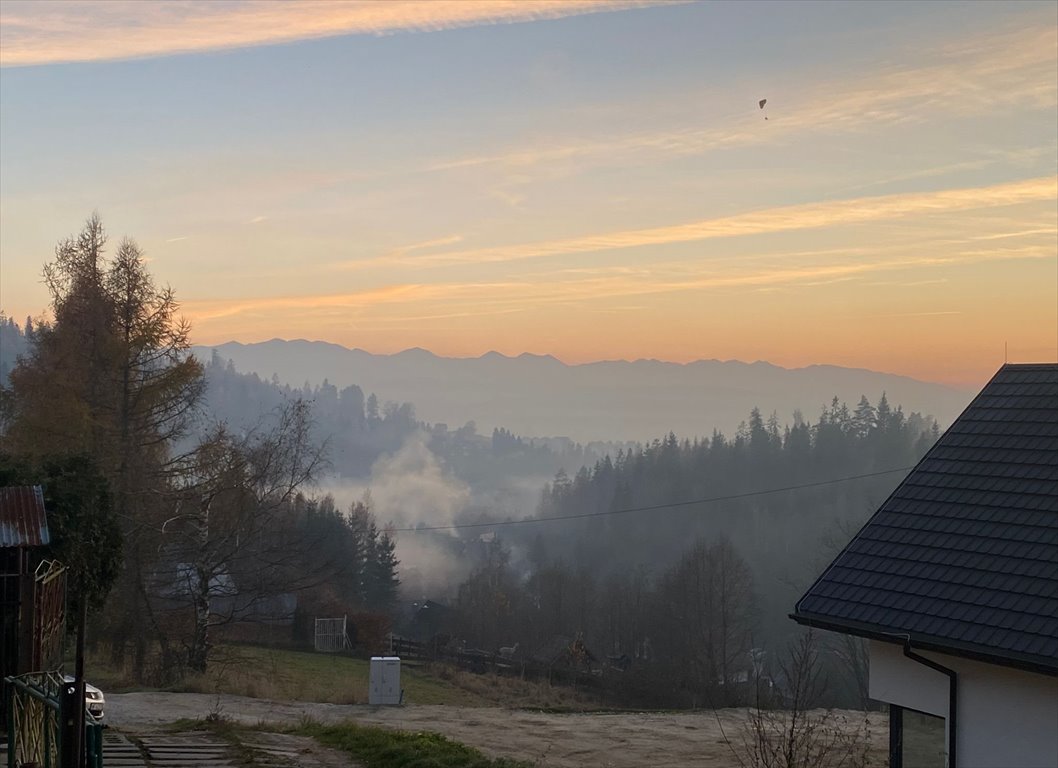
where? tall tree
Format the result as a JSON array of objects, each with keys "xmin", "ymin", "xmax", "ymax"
[
  {"xmin": 4, "ymin": 214, "xmax": 205, "ymax": 676},
  {"xmin": 5, "ymin": 214, "xmax": 204, "ymax": 488},
  {"xmin": 366, "ymin": 527, "xmax": 401, "ymax": 613}
]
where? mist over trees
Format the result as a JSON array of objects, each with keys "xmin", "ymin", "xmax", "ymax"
[
  {"xmin": 0, "ymin": 215, "xmax": 943, "ymax": 707},
  {"xmin": 0, "ymin": 216, "xmax": 399, "ymax": 682},
  {"xmin": 432, "ymin": 398, "xmax": 938, "ymax": 707},
  {"xmin": 202, "ymin": 339, "xmax": 967, "ymax": 445},
  {"xmin": 201, "ymin": 349, "xmax": 630, "ymax": 520}
]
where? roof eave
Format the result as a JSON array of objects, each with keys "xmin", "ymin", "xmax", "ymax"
[{"xmin": 789, "ymin": 611, "xmax": 1058, "ymax": 678}]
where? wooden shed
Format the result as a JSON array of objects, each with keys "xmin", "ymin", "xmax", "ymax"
[{"xmin": 1, "ymin": 486, "xmax": 64, "ymax": 685}]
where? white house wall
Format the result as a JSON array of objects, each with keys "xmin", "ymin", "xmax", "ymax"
[
  {"xmin": 869, "ymin": 639, "xmax": 950, "ymax": 717},
  {"xmin": 869, "ymin": 640, "xmax": 1058, "ymax": 768}
]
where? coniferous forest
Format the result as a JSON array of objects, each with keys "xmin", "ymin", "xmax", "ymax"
[
  {"xmin": 0, "ymin": 219, "xmax": 939, "ymax": 706},
  {"xmin": 439, "ymin": 397, "xmax": 938, "ymax": 707}
]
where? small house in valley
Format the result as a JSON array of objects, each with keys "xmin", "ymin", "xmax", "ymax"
[{"xmin": 792, "ymin": 364, "xmax": 1058, "ymax": 768}]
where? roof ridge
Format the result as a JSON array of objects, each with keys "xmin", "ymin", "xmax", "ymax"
[{"xmin": 999, "ymin": 363, "xmax": 1058, "ymax": 370}]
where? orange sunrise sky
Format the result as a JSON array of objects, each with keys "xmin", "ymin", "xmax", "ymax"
[{"xmin": 1, "ymin": 0, "xmax": 1056, "ymax": 388}]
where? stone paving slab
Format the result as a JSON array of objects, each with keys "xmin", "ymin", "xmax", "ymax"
[
  {"xmin": 103, "ymin": 728, "xmax": 360, "ymax": 768},
  {"xmin": 133, "ymin": 733, "xmax": 236, "ymax": 767},
  {"xmin": 102, "ymin": 731, "xmax": 149, "ymax": 768}
]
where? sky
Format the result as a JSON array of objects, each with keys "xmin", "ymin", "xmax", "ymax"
[{"xmin": 1, "ymin": 0, "xmax": 1056, "ymax": 388}]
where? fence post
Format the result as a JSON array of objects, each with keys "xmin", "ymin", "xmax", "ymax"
[
  {"xmin": 6, "ymin": 679, "xmax": 14, "ymax": 768},
  {"xmin": 59, "ymin": 681, "xmax": 80, "ymax": 768}
]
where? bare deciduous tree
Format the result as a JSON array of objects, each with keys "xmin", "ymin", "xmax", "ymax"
[
  {"xmin": 157, "ymin": 400, "xmax": 326, "ymax": 673},
  {"xmin": 731, "ymin": 630, "xmax": 875, "ymax": 768}
]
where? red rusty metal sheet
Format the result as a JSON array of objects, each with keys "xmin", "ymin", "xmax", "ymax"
[{"xmin": 0, "ymin": 486, "xmax": 51, "ymax": 548}]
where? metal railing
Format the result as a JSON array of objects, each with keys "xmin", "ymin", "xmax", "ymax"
[
  {"xmin": 4, "ymin": 672, "xmax": 102, "ymax": 768},
  {"xmin": 6, "ymin": 671, "xmax": 62, "ymax": 768}
]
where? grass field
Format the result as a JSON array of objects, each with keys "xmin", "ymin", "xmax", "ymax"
[
  {"xmin": 292, "ymin": 720, "xmax": 534, "ymax": 768},
  {"xmin": 170, "ymin": 715, "xmax": 533, "ymax": 768},
  {"xmin": 89, "ymin": 643, "xmax": 602, "ymax": 710}
]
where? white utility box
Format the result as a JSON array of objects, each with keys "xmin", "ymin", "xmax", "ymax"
[{"xmin": 368, "ymin": 656, "xmax": 401, "ymax": 705}]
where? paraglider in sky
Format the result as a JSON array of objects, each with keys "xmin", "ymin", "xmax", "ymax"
[{"xmin": 759, "ymin": 98, "xmax": 768, "ymax": 120}]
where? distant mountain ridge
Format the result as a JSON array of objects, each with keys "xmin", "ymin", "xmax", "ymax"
[{"xmin": 193, "ymin": 339, "xmax": 973, "ymax": 443}]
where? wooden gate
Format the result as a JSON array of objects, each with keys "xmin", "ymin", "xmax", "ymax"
[{"xmin": 32, "ymin": 561, "xmax": 66, "ymax": 672}]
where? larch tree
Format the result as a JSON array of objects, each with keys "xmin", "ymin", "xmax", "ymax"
[{"xmin": 4, "ymin": 214, "xmax": 205, "ymax": 676}]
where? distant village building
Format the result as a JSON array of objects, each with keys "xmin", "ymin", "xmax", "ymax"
[{"xmin": 793, "ymin": 364, "xmax": 1058, "ymax": 768}]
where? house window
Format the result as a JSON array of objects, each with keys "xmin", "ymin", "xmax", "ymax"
[{"xmin": 890, "ymin": 705, "xmax": 946, "ymax": 768}]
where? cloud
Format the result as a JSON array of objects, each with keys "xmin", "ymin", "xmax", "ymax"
[
  {"xmin": 969, "ymin": 228, "xmax": 1058, "ymax": 241},
  {"xmin": 426, "ymin": 21, "xmax": 1057, "ymax": 175},
  {"xmin": 864, "ymin": 278, "xmax": 949, "ymax": 288},
  {"xmin": 164, "ymin": 236, "xmax": 188, "ymax": 243},
  {"xmin": 517, "ymin": 244, "xmax": 1055, "ymax": 303},
  {"xmin": 248, "ymin": 216, "xmax": 267, "ymax": 224},
  {"xmin": 0, "ymin": 0, "xmax": 661, "ymax": 67},
  {"xmin": 183, "ymin": 282, "xmax": 437, "ymax": 322},
  {"xmin": 383, "ymin": 234, "xmax": 464, "ymax": 259},
  {"xmin": 875, "ymin": 311, "xmax": 963, "ymax": 318},
  {"xmin": 378, "ymin": 177, "xmax": 1057, "ymax": 267},
  {"xmin": 184, "ymin": 239, "xmax": 1055, "ymax": 328}
]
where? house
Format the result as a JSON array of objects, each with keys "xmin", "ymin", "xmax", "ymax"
[
  {"xmin": 0, "ymin": 486, "xmax": 65, "ymax": 719},
  {"xmin": 792, "ymin": 364, "xmax": 1057, "ymax": 768}
]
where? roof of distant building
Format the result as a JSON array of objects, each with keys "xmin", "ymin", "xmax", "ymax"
[
  {"xmin": 0, "ymin": 485, "xmax": 51, "ymax": 548},
  {"xmin": 792, "ymin": 363, "xmax": 1058, "ymax": 675}
]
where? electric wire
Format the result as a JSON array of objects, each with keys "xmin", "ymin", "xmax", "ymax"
[{"xmin": 388, "ymin": 466, "xmax": 913, "ymax": 533}]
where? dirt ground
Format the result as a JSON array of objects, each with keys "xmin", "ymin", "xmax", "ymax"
[{"xmin": 110, "ymin": 692, "xmax": 888, "ymax": 767}]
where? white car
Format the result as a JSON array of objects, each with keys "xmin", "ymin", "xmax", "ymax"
[{"xmin": 63, "ymin": 676, "xmax": 106, "ymax": 722}]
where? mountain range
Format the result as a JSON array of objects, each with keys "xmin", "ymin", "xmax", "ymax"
[{"xmin": 194, "ymin": 339, "xmax": 973, "ymax": 443}]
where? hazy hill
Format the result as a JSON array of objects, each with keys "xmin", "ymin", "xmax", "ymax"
[{"xmin": 193, "ymin": 339, "xmax": 972, "ymax": 443}]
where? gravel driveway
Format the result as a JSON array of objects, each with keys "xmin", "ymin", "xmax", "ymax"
[{"xmin": 109, "ymin": 692, "xmax": 887, "ymax": 768}]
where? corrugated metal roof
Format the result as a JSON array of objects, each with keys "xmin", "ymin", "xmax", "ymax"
[
  {"xmin": 793, "ymin": 363, "xmax": 1058, "ymax": 674},
  {"xmin": 0, "ymin": 486, "xmax": 51, "ymax": 547}
]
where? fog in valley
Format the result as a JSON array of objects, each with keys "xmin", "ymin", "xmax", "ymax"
[
  {"xmin": 2, "ymin": 4, "xmax": 1054, "ymax": 764},
  {"xmin": 0, "ymin": 268, "xmax": 1005, "ymax": 711},
  {"xmin": 1, "ymin": 310, "xmax": 955, "ymax": 708}
]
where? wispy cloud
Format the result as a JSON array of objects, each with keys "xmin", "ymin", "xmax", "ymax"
[
  {"xmin": 969, "ymin": 228, "xmax": 1058, "ymax": 241},
  {"xmin": 864, "ymin": 278, "xmax": 950, "ymax": 288},
  {"xmin": 248, "ymin": 216, "xmax": 268, "ymax": 224},
  {"xmin": 521, "ymin": 245, "xmax": 1055, "ymax": 304},
  {"xmin": 370, "ymin": 177, "xmax": 1056, "ymax": 267},
  {"xmin": 164, "ymin": 236, "xmax": 188, "ymax": 243},
  {"xmin": 186, "ymin": 241, "xmax": 1053, "ymax": 327},
  {"xmin": 0, "ymin": 0, "xmax": 661, "ymax": 67},
  {"xmin": 427, "ymin": 21, "xmax": 1057, "ymax": 175},
  {"xmin": 874, "ymin": 310, "xmax": 963, "ymax": 318},
  {"xmin": 183, "ymin": 282, "xmax": 438, "ymax": 322},
  {"xmin": 384, "ymin": 234, "xmax": 464, "ymax": 258}
]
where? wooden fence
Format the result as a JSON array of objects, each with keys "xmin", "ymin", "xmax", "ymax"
[{"xmin": 387, "ymin": 636, "xmax": 606, "ymax": 689}]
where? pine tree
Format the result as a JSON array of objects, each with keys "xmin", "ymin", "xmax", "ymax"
[
  {"xmin": 367, "ymin": 528, "xmax": 400, "ymax": 613},
  {"xmin": 852, "ymin": 395, "xmax": 876, "ymax": 439}
]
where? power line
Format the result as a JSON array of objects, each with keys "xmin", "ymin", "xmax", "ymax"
[{"xmin": 389, "ymin": 466, "xmax": 913, "ymax": 533}]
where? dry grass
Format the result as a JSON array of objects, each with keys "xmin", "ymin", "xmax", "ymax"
[
  {"xmin": 185, "ymin": 645, "xmax": 496, "ymax": 706},
  {"xmin": 86, "ymin": 643, "xmax": 604, "ymax": 710},
  {"xmin": 421, "ymin": 662, "xmax": 604, "ymax": 710}
]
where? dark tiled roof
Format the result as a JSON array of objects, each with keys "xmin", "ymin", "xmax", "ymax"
[
  {"xmin": 0, "ymin": 486, "xmax": 51, "ymax": 547},
  {"xmin": 793, "ymin": 364, "xmax": 1058, "ymax": 674}
]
